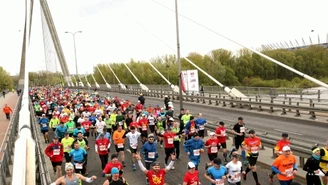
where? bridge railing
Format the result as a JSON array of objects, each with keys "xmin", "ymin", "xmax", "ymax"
[
  {"xmin": 0, "ymin": 95, "xmax": 21, "ymax": 185},
  {"xmin": 73, "ymin": 86, "xmax": 328, "ymax": 120},
  {"xmin": 29, "ymin": 99, "xmax": 52, "ymax": 185}
]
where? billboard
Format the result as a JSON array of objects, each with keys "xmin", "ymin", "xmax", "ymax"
[{"xmin": 181, "ymin": 70, "xmax": 199, "ymax": 95}]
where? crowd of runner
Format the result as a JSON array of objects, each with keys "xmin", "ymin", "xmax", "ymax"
[{"xmin": 29, "ymin": 87, "xmax": 328, "ymax": 185}]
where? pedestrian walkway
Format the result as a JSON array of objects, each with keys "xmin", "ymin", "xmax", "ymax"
[{"xmin": 0, "ymin": 92, "xmax": 19, "ymax": 158}]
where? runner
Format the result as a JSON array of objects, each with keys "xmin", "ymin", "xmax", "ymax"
[
  {"xmin": 182, "ymin": 162, "xmax": 201, "ymax": 185},
  {"xmin": 50, "ymin": 162, "xmax": 97, "ymax": 185},
  {"xmin": 95, "ymin": 133, "xmax": 111, "ymax": 170},
  {"xmin": 204, "ymin": 158, "xmax": 228, "ymax": 185},
  {"xmin": 61, "ymin": 132, "xmax": 74, "ymax": 162},
  {"xmin": 124, "ymin": 126, "xmax": 141, "ymax": 171},
  {"xmin": 204, "ymin": 132, "xmax": 220, "ymax": 167},
  {"xmin": 215, "ymin": 121, "xmax": 228, "ymax": 163},
  {"xmin": 184, "ymin": 133, "xmax": 204, "ymax": 170},
  {"xmin": 303, "ymin": 146, "xmax": 321, "ymax": 185},
  {"xmin": 319, "ymin": 141, "xmax": 328, "ymax": 185},
  {"xmin": 102, "ymin": 167, "xmax": 129, "ymax": 185},
  {"xmin": 102, "ymin": 154, "xmax": 124, "ymax": 177},
  {"xmin": 136, "ymin": 152, "xmax": 175, "ymax": 185},
  {"xmin": 44, "ymin": 136, "xmax": 64, "ymax": 178},
  {"xmin": 225, "ymin": 152, "xmax": 245, "ymax": 185},
  {"xmin": 271, "ymin": 146, "xmax": 297, "ymax": 185},
  {"xmin": 195, "ymin": 113, "xmax": 207, "ymax": 139},
  {"xmin": 113, "ymin": 125, "xmax": 126, "ymax": 167},
  {"xmin": 39, "ymin": 113, "xmax": 50, "ymax": 143},
  {"xmin": 231, "ymin": 117, "xmax": 246, "ymax": 163},
  {"xmin": 241, "ymin": 130, "xmax": 261, "ymax": 185}
]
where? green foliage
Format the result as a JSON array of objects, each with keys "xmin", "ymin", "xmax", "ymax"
[
  {"xmin": 33, "ymin": 45, "xmax": 328, "ymax": 88},
  {"xmin": 0, "ymin": 67, "xmax": 14, "ymax": 91}
]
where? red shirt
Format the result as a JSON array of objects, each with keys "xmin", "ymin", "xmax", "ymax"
[
  {"xmin": 183, "ymin": 170, "xmax": 199, "ymax": 185},
  {"xmin": 81, "ymin": 121, "xmax": 93, "ymax": 132},
  {"xmin": 274, "ymin": 139, "xmax": 290, "ymax": 152},
  {"xmin": 205, "ymin": 138, "xmax": 220, "ymax": 154},
  {"xmin": 146, "ymin": 169, "xmax": 166, "ymax": 185},
  {"xmin": 163, "ymin": 133, "xmax": 176, "ymax": 148},
  {"xmin": 215, "ymin": 126, "xmax": 227, "ymax": 143},
  {"xmin": 95, "ymin": 138, "xmax": 110, "ymax": 155},
  {"xmin": 44, "ymin": 143, "xmax": 64, "ymax": 162},
  {"xmin": 138, "ymin": 119, "xmax": 148, "ymax": 131},
  {"xmin": 103, "ymin": 162, "xmax": 123, "ymax": 175},
  {"xmin": 135, "ymin": 104, "xmax": 143, "ymax": 112}
]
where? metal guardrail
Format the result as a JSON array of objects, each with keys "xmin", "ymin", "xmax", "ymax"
[
  {"xmin": 29, "ymin": 99, "xmax": 52, "ymax": 185},
  {"xmin": 0, "ymin": 95, "xmax": 22, "ymax": 185},
  {"xmin": 74, "ymin": 86, "xmax": 328, "ymax": 120}
]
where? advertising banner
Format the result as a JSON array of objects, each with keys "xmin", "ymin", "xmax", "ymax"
[{"xmin": 181, "ymin": 69, "xmax": 199, "ymax": 95}]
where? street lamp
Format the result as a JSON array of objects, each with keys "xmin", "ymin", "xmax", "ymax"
[
  {"xmin": 65, "ymin": 31, "xmax": 82, "ymax": 88},
  {"xmin": 175, "ymin": 0, "xmax": 183, "ymax": 110}
]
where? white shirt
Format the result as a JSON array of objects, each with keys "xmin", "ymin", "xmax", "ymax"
[
  {"xmin": 95, "ymin": 121, "xmax": 106, "ymax": 133},
  {"xmin": 225, "ymin": 161, "xmax": 242, "ymax": 183},
  {"xmin": 94, "ymin": 109, "xmax": 103, "ymax": 116},
  {"xmin": 126, "ymin": 131, "xmax": 141, "ymax": 148},
  {"xmin": 77, "ymin": 118, "xmax": 85, "ymax": 124},
  {"xmin": 148, "ymin": 116, "xmax": 155, "ymax": 125}
]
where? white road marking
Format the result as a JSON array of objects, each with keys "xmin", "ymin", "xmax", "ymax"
[{"xmin": 274, "ymin": 128, "xmax": 303, "ymax": 136}]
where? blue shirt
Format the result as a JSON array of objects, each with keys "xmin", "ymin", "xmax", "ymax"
[
  {"xmin": 69, "ymin": 148, "xmax": 87, "ymax": 162},
  {"xmin": 55, "ymin": 125, "xmax": 68, "ymax": 138},
  {"xmin": 207, "ymin": 166, "xmax": 227, "ymax": 183},
  {"xmin": 73, "ymin": 128, "xmax": 86, "ymax": 137},
  {"xmin": 195, "ymin": 118, "xmax": 207, "ymax": 126},
  {"xmin": 39, "ymin": 118, "xmax": 49, "ymax": 131}
]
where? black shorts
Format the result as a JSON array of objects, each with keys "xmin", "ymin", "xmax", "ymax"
[
  {"xmin": 198, "ymin": 130, "xmax": 205, "ymax": 137},
  {"xmin": 149, "ymin": 125, "xmax": 155, "ymax": 133},
  {"xmin": 41, "ymin": 130, "xmax": 48, "ymax": 134},
  {"xmin": 220, "ymin": 142, "xmax": 227, "ymax": 149},
  {"xmin": 129, "ymin": 146, "xmax": 138, "ymax": 154},
  {"xmin": 51, "ymin": 161, "xmax": 62, "ymax": 168},
  {"xmin": 208, "ymin": 153, "xmax": 218, "ymax": 161},
  {"xmin": 115, "ymin": 144, "xmax": 125, "ymax": 152},
  {"xmin": 234, "ymin": 137, "xmax": 244, "ymax": 150},
  {"xmin": 165, "ymin": 147, "xmax": 175, "ymax": 156},
  {"xmin": 247, "ymin": 157, "xmax": 258, "ymax": 166},
  {"xmin": 141, "ymin": 131, "xmax": 148, "ymax": 138}
]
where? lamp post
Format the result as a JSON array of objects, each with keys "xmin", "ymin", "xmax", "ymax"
[
  {"xmin": 65, "ymin": 31, "xmax": 82, "ymax": 89},
  {"xmin": 175, "ymin": 0, "xmax": 183, "ymax": 110}
]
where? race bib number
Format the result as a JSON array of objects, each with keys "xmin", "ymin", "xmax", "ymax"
[
  {"xmin": 75, "ymin": 163, "xmax": 83, "ymax": 169},
  {"xmin": 168, "ymin": 138, "xmax": 173, "ymax": 144},
  {"xmin": 240, "ymin": 127, "xmax": 245, "ymax": 133},
  {"xmin": 68, "ymin": 127, "xmax": 73, "ymax": 131},
  {"xmin": 65, "ymin": 146, "xmax": 71, "ymax": 151},
  {"xmin": 130, "ymin": 143, "xmax": 137, "ymax": 149},
  {"xmin": 42, "ymin": 124, "xmax": 47, "ymax": 128},
  {"xmin": 117, "ymin": 143, "xmax": 124, "ymax": 148},
  {"xmin": 148, "ymin": 152, "xmax": 155, "ymax": 159},
  {"xmin": 221, "ymin": 130, "xmax": 226, "ymax": 136},
  {"xmin": 251, "ymin": 146, "xmax": 259, "ymax": 154},
  {"xmin": 53, "ymin": 149, "xmax": 60, "ymax": 155},
  {"xmin": 99, "ymin": 145, "xmax": 106, "ymax": 151},
  {"xmin": 84, "ymin": 125, "xmax": 89, "ymax": 129},
  {"xmin": 211, "ymin": 147, "xmax": 218, "ymax": 153},
  {"xmin": 233, "ymin": 173, "xmax": 241, "ymax": 181},
  {"xmin": 142, "ymin": 126, "xmax": 147, "ymax": 131},
  {"xmin": 193, "ymin": 149, "xmax": 200, "ymax": 156},
  {"xmin": 215, "ymin": 179, "xmax": 224, "ymax": 185},
  {"xmin": 285, "ymin": 168, "xmax": 293, "ymax": 177},
  {"xmin": 199, "ymin": 125, "xmax": 204, "ymax": 130}
]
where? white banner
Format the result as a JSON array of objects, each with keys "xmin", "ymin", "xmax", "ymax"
[{"xmin": 181, "ymin": 70, "xmax": 199, "ymax": 95}]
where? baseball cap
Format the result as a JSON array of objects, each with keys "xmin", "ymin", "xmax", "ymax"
[
  {"xmin": 152, "ymin": 162, "xmax": 160, "ymax": 167},
  {"xmin": 282, "ymin": 146, "xmax": 291, "ymax": 151},
  {"xmin": 187, "ymin": 162, "xmax": 195, "ymax": 169},
  {"xmin": 209, "ymin": 132, "xmax": 215, "ymax": 136},
  {"xmin": 65, "ymin": 162, "xmax": 74, "ymax": 171},
  {"xmin": 148, "ymin": 134, "xmax": 155, "ymax": 138},
  {"xmin": 169, "ymin": 117, "xmax": 174, "ymax": 122},
  {"xmin": 111, "ymin": 167, "xmax": 119, "ymax": 175}
]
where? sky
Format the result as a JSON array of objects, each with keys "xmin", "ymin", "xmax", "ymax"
[{"xmin": 1, "ymin": 0, "xmax": 328, "ymax": 75}]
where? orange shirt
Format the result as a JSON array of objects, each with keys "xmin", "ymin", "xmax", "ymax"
[
  {"xmin": 113, "ymin": 130, "xmax": 125, "ymax": 145},
  {"xmin": 3, "ymin": 106, "xmax": 12, "ymax": 114},
  {"xmin": 272, "ymin": 154, "xmax": 296, "ymax": 181}
]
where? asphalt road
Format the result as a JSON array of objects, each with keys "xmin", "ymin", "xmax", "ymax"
[{"xmin": 97, "ymin": 90, "xmax": 328, "ymax": 145}]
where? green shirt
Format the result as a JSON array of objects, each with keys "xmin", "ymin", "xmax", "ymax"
[
  {"xmin": 65, "ymin": 121, "xmax": 75, "ymax": 133},
  {"xmin": 104, "ymin": 118, "xmax": 112, "ymax": 128},
  {"xmin": 181, "ymin": 114, "xmax": 192, "ymax": 126}
]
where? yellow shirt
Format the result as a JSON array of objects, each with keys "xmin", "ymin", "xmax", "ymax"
[{"xmin": 61, "ymin": 137, "xmax": 75, "ymax": 153}]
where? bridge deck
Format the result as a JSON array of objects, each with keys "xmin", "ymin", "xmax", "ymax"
[{"xmin": 0, "ymin": 92, "xmax": 19, "ymax": 159}]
